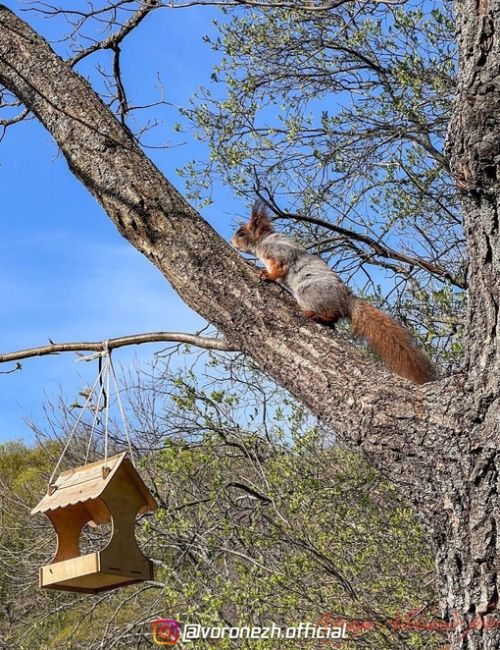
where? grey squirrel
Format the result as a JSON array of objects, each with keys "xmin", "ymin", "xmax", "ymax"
[{"xmin": 232, "ymin": 201, "xmax": 435, "ymax": 385}]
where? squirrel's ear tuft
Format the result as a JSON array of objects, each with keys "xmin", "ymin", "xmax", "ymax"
[{"xmin": 249, "ymin": 199, "xmax": 273, "ymax": 234}]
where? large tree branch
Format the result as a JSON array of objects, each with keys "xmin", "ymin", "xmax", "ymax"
[{"xmin": 0, "ymin": 5, "xmax": 460, "ymax": 506}]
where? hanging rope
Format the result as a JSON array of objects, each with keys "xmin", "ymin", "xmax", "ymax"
[
  {"xmin": 103, "ymin": 346, "xmax": 111, "ymax": 475},
  {"xmin": 109, "ymin": 355, "xmax": 136, "ymax": 468},
  {"xmin": 47, "ymin": 358, "xmax": 107, "ymax": 494},
  {"xmin": 47, "ymin": 344, "xmax": 135, "ymax": 493},
  {"xmin": 84, "ymin": 351, "xmax": 110, "ymax": 466}
]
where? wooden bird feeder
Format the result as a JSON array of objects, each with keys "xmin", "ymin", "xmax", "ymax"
[{"xmin": 31, "ymin": 452, "xmax": 157, "ymax": 593}]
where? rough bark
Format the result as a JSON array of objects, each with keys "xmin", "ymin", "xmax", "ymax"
[
  {"xmin": 443, "ymin": 1, "xmax": 500, "ymax": 647},
  {"xmin": 0, "ymin": 3, "xmax": 499, "ymax": 647}
]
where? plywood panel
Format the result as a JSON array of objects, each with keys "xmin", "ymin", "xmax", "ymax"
[
  {"xmin": 40, "ymin": 551, "xmax": 154, "ymax": 593},
  {"xmin": 40, "ymin": 552, "xmax": 100, "ymax": 586}
]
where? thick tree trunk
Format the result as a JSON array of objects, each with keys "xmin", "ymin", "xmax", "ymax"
[
  {"xmin": 434, "ymin": 460, "xmax": 500, "ymax": 649},
  {"xmin": 1, "ymin": 3, "xmax": 499, "ymax": 647},
  {"xmin": 444, "ymin": 1, "xmax": 500, "ymax": 647}
]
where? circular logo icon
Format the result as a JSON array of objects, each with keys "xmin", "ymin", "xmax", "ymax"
[{"xmin": 153, "ymin": 619, "xmax": 180, "ymax": 646}]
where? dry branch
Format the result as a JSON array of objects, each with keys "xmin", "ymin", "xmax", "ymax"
[{"xmin": 0, "ymin": 332, "xmax": 239, "ymax": 364}]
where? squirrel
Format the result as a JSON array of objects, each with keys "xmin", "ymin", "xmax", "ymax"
[{"xmin": 231, "ymin": 201, "xmax": 435, "ymax": 385}]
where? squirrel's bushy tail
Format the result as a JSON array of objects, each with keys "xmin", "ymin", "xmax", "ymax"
[{"xmin": 350, "ymin": 298, "xmax": 435, "ymax": 385}]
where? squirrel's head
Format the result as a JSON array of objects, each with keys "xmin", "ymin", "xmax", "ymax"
[{"xmin": 231, "ymin": 200, "xmax": 274, "ymax": 252}]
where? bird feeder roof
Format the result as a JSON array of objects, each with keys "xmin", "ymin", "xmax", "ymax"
[{"xmin": 31, "ymin": 452, "xmax": 157, "ymax": 515}]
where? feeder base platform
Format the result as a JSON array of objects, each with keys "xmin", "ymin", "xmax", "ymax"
[{"xmin": 39, "ymin": 552, "xmax": 154, "ymax": 593}]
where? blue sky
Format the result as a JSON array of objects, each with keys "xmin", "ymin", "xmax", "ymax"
[{"xmin": 0, "ymin": 2, "xmax": 240, "ymax": 441}]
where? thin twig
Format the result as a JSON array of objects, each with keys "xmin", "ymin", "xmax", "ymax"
[{"xmin": 256, "ymin": 191, "xmax": 464, "ymax": 288}]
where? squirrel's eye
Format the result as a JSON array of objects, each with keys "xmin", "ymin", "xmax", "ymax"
[{"xmin": 237, "ymin": 229, "xmax": 245, "ymax": 237}]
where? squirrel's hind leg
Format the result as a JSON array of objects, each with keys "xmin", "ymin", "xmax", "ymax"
[{"xmin": 304, "ymin": 310, "xmax": 340, "ymax": 326}]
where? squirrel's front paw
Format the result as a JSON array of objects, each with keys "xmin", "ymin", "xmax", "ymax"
[{"xmin": 259, "ymin": 269, "xmax": 272, "ymax": 281}]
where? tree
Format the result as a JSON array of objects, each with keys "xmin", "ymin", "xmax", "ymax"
[{"xmin": 0, "ymin": 1, "xmax": 499, "ymax": 649}]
